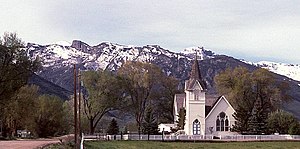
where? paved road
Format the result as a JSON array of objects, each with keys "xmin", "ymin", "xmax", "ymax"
[{"xmin": 0, "ymin": 139, "xmax": 60, "ymax": 149}]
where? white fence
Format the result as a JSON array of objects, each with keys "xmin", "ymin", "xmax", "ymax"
[
  {"xmin": 80, "ymin": 134, "xmax": 300, "ymax": 149},
  {"xmin": 82, "ymin": 134, "xmax": 300, "ymax": 142}
]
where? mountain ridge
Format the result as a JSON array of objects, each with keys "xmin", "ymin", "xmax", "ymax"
[{"xmin": 25, "ymin": 40, "xmax": 300, "ymax": 119}]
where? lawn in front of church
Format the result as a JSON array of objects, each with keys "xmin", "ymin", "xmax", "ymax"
[{"xmin": 84, "ymin": 141, "xmax": 300, "ymax": 149}]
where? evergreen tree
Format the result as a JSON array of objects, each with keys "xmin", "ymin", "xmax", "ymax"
[
  {"xmin": 232, "ymin": 106, "xmax": 251, "ymax": 133},
  {"xmin": 107, "ymin": 119, "xmax": 119, "ymax": 135},
  {"xmin": 142, "ymin": 107, "xmax": 158, "ymax": 134},
  {"xmin": 176, "ymin": 108, "xmax": 186, "ymax": 130}
]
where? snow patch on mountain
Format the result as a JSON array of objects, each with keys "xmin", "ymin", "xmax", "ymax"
[
  {"xmin": 244, "ymin": 60, "xmax": 300, "ymax": 82},
  {"xmin": 256, "ymin": 61, "xmax": 300, "ymax": 81},
  {"xmin": 27, "ymin": 41, "xmax": 206, "ymax": 72},
  {"xmin": 26, "ymin": 40, "xmax": 300, "ymax": 82},
  {"xmin": 181, "ymin": 47, "xmax": 215, "ymax": 60}
]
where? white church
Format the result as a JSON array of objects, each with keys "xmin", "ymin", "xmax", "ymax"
[{"xmin": 160, "ymin": 58, "xmax": 237, "ymax": 136}]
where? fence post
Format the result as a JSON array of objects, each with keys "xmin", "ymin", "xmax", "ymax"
[
  {"xmin": 80, "ymin": 133, "xmax": 84, "ymax": 149},
  {"xmin": 162, "ymin": 128, "xmax": 164, "ymax": 142}
]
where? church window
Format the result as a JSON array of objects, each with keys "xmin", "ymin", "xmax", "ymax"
[
  {"xmin": 193, "ymin": 119, "xmax": 201, "ymax": 135},
  {"xmin": 216, "ymin": 112, "xmax": 229, "ymax": 131},
  {"xmin": 225, "ymin": 118, "xmax": 229, "ymax": 131},
  {"xmin": 194, "ymin": 89, "xmax": 200, "ymax": 100},
  {"xmin": 221, "ymin": 119, "xmax": 224, "ymax": 131},
  {"xmin": 216, "ymin": 118, "xmax": 220, "ymax": 131}
]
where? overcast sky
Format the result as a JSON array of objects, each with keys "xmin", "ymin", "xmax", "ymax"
[{"xmin": 1, "ymin": 0, "xmax": 300, "ymax": 63}]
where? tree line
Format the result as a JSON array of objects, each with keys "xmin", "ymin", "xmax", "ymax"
[
  {"xmin": 1, "ymin": 32, "xmax": 299, "ymax": 138},
  {"xmin": 0, "ymin": 32, "xmax": 180, "ymax": 137},
  {"xmin": 81, "ymin": 61, "xmax": 180, "ymax": 135},
  {"xmin": 0, "ymin": 33, "xmax": 71, "ymax": 138},
  {"xmin": 215, "ymin": 66, "xmax": 300, "ymax": 135}
]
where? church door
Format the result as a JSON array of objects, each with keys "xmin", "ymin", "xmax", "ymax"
[{"xmin": 193, "ymin": 119, "xmax": 201, "ymax": 135}]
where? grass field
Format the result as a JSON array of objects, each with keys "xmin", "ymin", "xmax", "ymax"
[{"xmin": 84, "ymin": 141, "xmax": 300, "ymax": 149}]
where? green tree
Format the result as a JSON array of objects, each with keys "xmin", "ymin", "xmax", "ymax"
[
  {"xmin": 248, "ymin": 69, "xmax": 282, "ymax": 134},
  {"xmin": 82, "ymin": 70, "xmax": 124, "ymax": 134},
  {"xmin": 155, "ymin": 76, "xmax": 180, "ymax": 123},
  {"xmin": 106, "ymin": 118, "xmax": 119, "ymax": 135},
  {"xmin": 267, "ymin": 109, "xmax": 299, "ymax": 134},
  {"xmin": 288, "ymin": 122, "xmax": 300, "ymax": 135},
  {"xmin": 1, "ymin": 85, "xmax": 39, "ymax": 137},
  {"xmin": 0, "ymin": 33, "xmax": 40, "ymax": 137},
  {"xmin": 215, "ymin": 67, "xmax": 287, "ymax": 134},
  {"xmin": 215, "ymin": 67, "xmax": 255, "ymax": 133},
  {"xmin": 117, "ymin": 61, "xmax": 165, "ymax": 134},
  {"xmin": 142, "ymin": 107, "xmax": 158, "ymax": 134},
  {"xmin": 0, "ymin": 32, "xmax": 40, "ymax": 101},
  {"xmin": 176, "ymin": 108, "xmax": 186, "ymax": 130},
  {"xmin": 34, "ymin": 95, "xmax": 68, "ymax": 137}
]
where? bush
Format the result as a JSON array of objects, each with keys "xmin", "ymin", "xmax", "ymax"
[{"xmin": 288, "ymin": 122, "xmax": 300, "ymax": 135}]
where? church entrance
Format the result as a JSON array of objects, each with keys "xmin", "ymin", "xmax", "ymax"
[{"xmin": 193, "ymin": 119, "xmax": 201, "ymax": 135}]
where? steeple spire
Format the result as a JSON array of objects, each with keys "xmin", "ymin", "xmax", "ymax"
[
  {"xmin": 190, "ymin": 54, "xmax": 201, "ymax": 80},
  {"xmin": 189, "ymin": 54, "xmax": 207, "ymax": 90}
]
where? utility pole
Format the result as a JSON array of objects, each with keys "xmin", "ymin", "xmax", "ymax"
[
  {"xmin": 78, "ymin": 69, "xmax": 81, "ymax": 138},
  {"xmin": 74, "ymin": 64, "xmax": 78, "ymax": 149}
]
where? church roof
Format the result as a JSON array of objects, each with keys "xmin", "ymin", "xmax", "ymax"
[
  {"xmin": 205, "ymin": 95, "xmax": 236, "ymax": 119},
  {"xmin": 186, "ymin": 57, "xmax": 207, "ymax": 90}
]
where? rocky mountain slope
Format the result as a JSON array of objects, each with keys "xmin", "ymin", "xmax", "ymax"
[{"xmin": 25, "ymin": 40, "xmax": 300, "ymax": 119}]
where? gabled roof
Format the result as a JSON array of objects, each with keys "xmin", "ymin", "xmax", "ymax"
[
  {"xmin": 205, "ymin": 95, "xmax": 236, "ymax": 119},
  {"xmin": 185, "ymin": 79, "xmax": 203, "ymax": 91}
]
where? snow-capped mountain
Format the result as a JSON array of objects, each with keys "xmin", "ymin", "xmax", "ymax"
[
  {"xmin": 27, "ymin": 40, "xmax": 300, "ymax": 82},
  {"xmin": 28, "ymin": 41, "xmax": 216, "ymax": 69},
  {"xmin": 27, "ymin": 40, "xmax": 217, "ymax": 90},
  {"xmin": 256, "ymin": 61, "xmax": 300, "ymax": 82},
  {"xmin": 242, "ymin": 60, "xmax": 300, "ymax": 82},
  {"xmin": 181, "ymin": 47, "xmax": 215, "ymax": 60},
  {"xmin": 25, "ymin": 40, "xmax": 300, "ymax": 120}
]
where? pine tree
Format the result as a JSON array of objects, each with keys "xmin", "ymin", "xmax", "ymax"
[
  {"xmin": 232, "ymin": 107, "xmax": 251, "ymax": 133},
  {"xmin": 176, "ymin": 108, "xmax": 186, "ymax": 130},
  {"xmin": 107, "ymin": 119, "xmax": 119, "ymax": 135},
  {"xmin": 142, "ymin": 107, "xmax": 158, "ymax": 134}
]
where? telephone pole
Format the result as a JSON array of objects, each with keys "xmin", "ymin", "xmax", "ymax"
[
  {"xmin": 78, "ymin": 69, "xmax": 81, "ymax": 138},
  {"xmin": 74, "ymin": 64, "xmax": 78, "ymax": 149}
]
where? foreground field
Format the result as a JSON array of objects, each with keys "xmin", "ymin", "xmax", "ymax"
[{"xmin": 84, "ymin": 141, "xmax": 300, "ymax": 149}]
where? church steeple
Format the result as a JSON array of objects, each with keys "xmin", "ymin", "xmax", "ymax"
[
  {"xmin": 189, "ymin": 54, "xmax": 207, "ymax": 90},
  {"xmin": 190, "ymin": 55, "xmax": 201, "ymax": 80}
]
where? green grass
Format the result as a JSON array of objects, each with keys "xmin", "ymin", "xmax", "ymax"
[{"xmin": 84, "ymin": 141, "xmax": 300, "ymax": 149}]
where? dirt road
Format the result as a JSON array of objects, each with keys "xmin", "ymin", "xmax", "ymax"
[{"xmin": 0, "ymin": 139, "xmax": 60, "ymax": 149}]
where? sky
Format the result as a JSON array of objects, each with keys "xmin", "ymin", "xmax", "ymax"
[{"xmin": 1, "ymin": 0, "xmax": 300, "ymax": 64}]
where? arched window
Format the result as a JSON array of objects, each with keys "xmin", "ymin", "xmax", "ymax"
[
  {"xmin": 216, "ymin": 112, "xmax": 229, "ymax": 131},
  {"xmin": 216, "ymin": 118, "xmax": 220, "ymax": 131},
  {"xmin": 193, "ymin": 119, "xmax": 201, "ymax": 135},
  {"xmin": 225, "ymin": 119, "xmax": 229, "ymax": 131}
]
